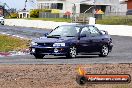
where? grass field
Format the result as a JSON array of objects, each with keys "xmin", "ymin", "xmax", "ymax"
[
  {"xmin": 96, "ymin": 16, "xmax": 132, "ymax": 25},
  {"xmin": 0, "ymin": 35, "xmax": 29, "ymax": 52}
]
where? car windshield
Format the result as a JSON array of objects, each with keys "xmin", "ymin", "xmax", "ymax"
[{"xmin": 48, "ymin": 25, "xmax": 80, "ymax": 37}]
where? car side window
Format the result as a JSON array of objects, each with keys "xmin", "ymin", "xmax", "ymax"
[
  {"xmin": 80, "ymin": 27, "xmax": 90, "ymax": 36},
  {"xmin": 89, "ymin": 26, "xmax": 100, "ymax": 36}
]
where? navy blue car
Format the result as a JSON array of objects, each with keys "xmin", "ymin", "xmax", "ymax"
[{"xmin": 30, "ymin": 24, "xmax": 113, "ymax": 59}]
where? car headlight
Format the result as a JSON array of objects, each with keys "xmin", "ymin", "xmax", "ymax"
[
  {"xmin": 53, "ymin": 43, "xmax": 65, "ymax": 47},
  {"xmin": 31, "ymin": 42, "xmax": 37, "ymax": 46}
]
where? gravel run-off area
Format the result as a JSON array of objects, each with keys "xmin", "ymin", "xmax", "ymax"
[{"xmin": 0, "ymin": 64, "xmax": 132, "ymax": 88}]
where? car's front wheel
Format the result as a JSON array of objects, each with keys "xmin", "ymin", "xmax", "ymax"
[
  {"xmin": 99, "ymin": 45, "xmax": 109, "ymax": 57},
  {"xmin": 66, "ymin": 46, "xmax": 77, "ymax": 58},
  {"xmin": 33, "ymin": 54, "xmax": 45, "ymax": 59}
]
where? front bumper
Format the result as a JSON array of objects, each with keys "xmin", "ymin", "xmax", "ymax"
[{"xmin": 30, "ymin": 46, "xmax": 69, "ymax": 56}]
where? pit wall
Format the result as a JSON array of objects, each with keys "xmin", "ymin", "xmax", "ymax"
[{"xmin": 5, "ymin": 19, "xmax": 132, "ymax": 37}]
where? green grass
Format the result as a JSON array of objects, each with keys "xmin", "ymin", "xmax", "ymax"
[
  {"xmin": 96, "ymin": 16, "xmax": 132, "ymax": 25},
  {"xmin": 0, "ymin": 35, "xmax": 29, "ymax": 52},
  {"xmin": 96, "ymin": 19, "xmax": 132, "ymax": 25},
  {"xmin": 26, "ymin": 18, "xmax": 71, "ymax": 22}
]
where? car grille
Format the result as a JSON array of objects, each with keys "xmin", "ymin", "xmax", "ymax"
[
  {"xmin": 37, "ymin": 43, "xmax": 53, "ymax": 47},
  {"xmin": 36, "ymin": 48, "xmax": 54, "ymax": 53}
]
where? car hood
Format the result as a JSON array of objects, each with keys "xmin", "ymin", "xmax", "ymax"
[{"xmin": 32, "ymin": 37, "xmax": 75, "ymax": 43}]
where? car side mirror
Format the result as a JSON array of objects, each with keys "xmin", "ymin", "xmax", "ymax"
[
  {"xmin": 80, "ymin": 34, "xmax": 86, "ymax": 37},
  {"xmin": 100, "ymin": 30, "xmax": 108, "ymax": 35},
  {"xmin": 44, "ymin": 33, "xmax": 49, "ymax": 37}
]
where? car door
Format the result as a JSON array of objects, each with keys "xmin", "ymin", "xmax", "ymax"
[
  {"xmin": 88, "ymin": 26, "xmax": 103, "ymax": 52},
  {"xmin": 77, "ymin": 26, "xmax": 93, "ymax": 53}
]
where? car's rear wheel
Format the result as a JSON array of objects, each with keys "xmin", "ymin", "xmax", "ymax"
[
  {"xmin": 33, "ymin": 54, "xmax": 45, "ymax": 59},
  {"xmin": 99, "ymin": 45, "xmax": 109, "ymax": 57},
  {"xmin": 66, "ymin": 46, "xmax": 77, "ymax": 58}
]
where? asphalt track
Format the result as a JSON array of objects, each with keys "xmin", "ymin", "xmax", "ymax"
[{"xmin": 0, "ymin": 25, "xmax": 132, "ymax": 64}]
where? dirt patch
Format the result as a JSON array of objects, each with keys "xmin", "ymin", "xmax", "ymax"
[{"xmin": 0, "ymin": 64, "xmax": 132, "ymax": 88}]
